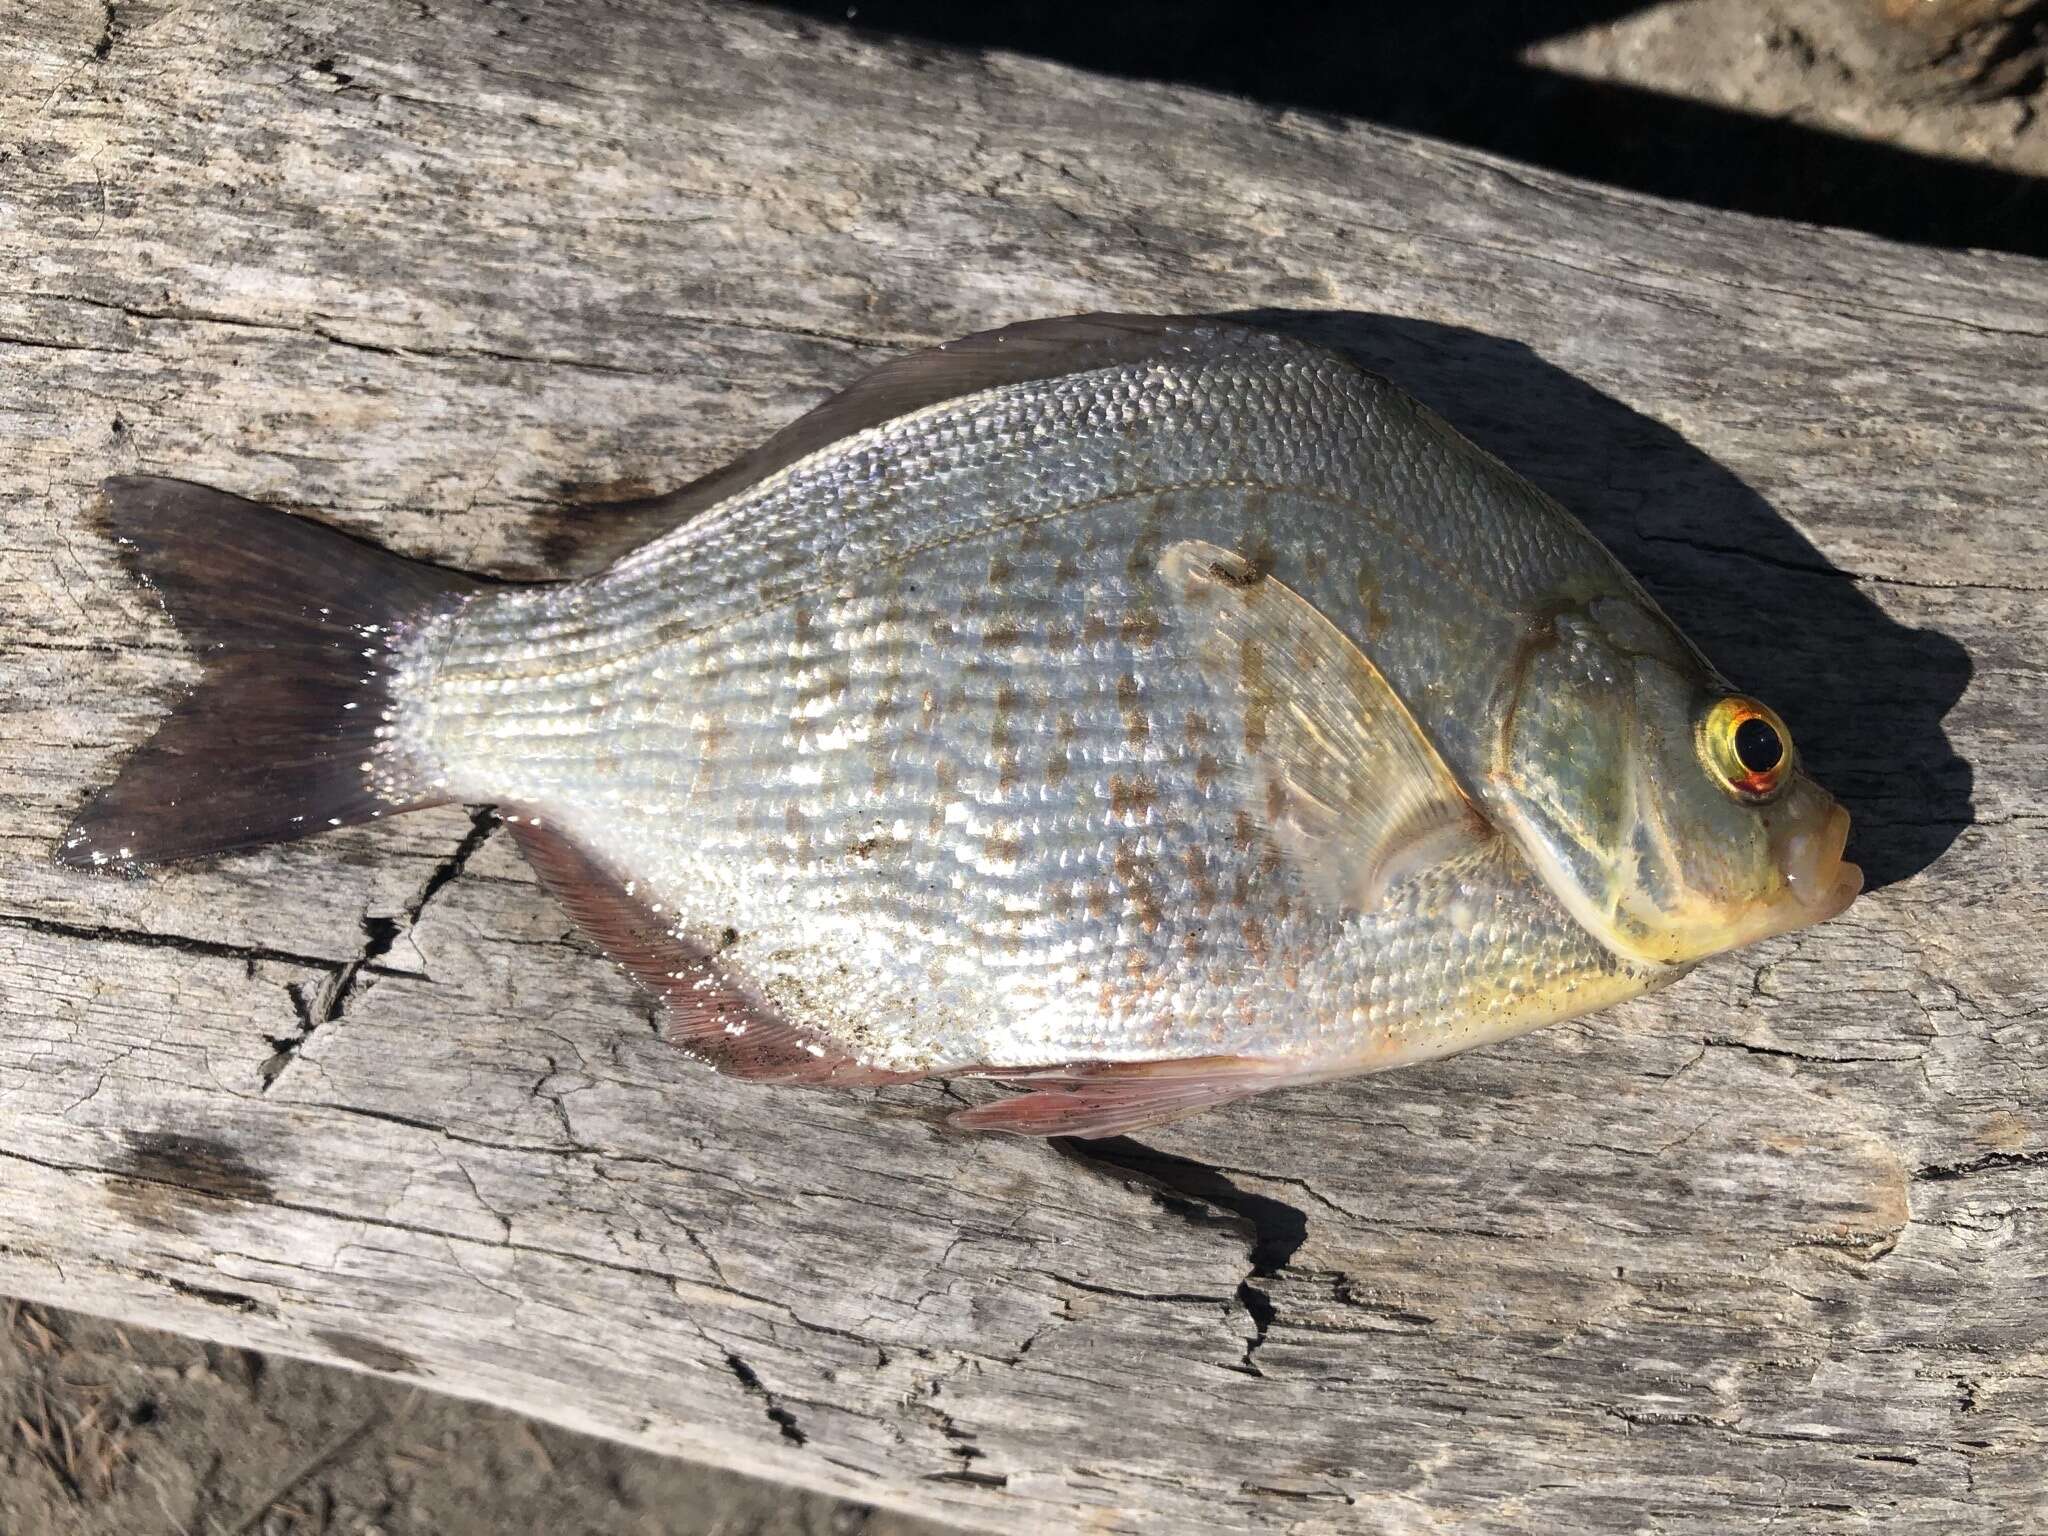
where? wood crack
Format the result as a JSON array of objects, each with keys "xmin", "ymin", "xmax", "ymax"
[
  {"xmin": 259, "ymin": 807, "xmax": 498, "ymax": 1089},
  {"xmin": 0, "ymin": 911, "xmax": 349, "ymax": 974},
  {"xmin": 25, "ymin": 292, "xmax": 667, "ymax": 376},
  {"xmin": 1913, "ymin": 1148, "xmax": 2048, "ymax": 1182},
  {"xmin": 1054, "ymin": 1136, "xmax": 1308, "ymax": 1376}
]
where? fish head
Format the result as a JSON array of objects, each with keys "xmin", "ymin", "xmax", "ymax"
[{"xmin": 1488, "ymin": 596, "xmax": 1861, "ymax": 968}]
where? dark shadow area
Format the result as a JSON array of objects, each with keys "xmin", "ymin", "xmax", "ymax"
[
  {"xmin": 1237, "ymin": 308, "xmax": 1974, "ymax": 890},
  {"xmin": 1053, "ymin": 1134, "xmax": 1309, "ymax": 1275},
  {"xmin": 755, "ymin": 0, "xmax": 2048, "ymax": 257}
]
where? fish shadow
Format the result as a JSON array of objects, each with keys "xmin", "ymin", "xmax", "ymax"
[{"xmin": 1237, "ymin": 308, "xmax": 1974, "ymax": 891}]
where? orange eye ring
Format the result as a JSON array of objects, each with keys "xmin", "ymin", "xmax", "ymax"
[{"xmin": 1698, "ymin": 696, "xmax": 1794, "ymax": 803}]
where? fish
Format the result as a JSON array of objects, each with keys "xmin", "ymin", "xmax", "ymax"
[{"xmin": 59, "ymin": 314, "xmax": 1862, "ymax": 1138}]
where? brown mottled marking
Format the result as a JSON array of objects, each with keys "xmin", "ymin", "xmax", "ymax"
[
  {"xmin": 988, "ymin": 552, "xmax": 1014, "ymax": 585},
  {"xmin": 1264, "ymin": 778, "xmax": 1289, "ymax": 823},
  {"xmin": 993, "ymin": 684, "xmax": 1025, "ymax": 792},
  {"xmin": 1239, "ymin": 635, "xmax": 1268, "ymax": 692},
  {"xmin": 1183, "ymin": 845, "xmax": 1218, "ymax": 913},
  {"xmin": 1242, "ymin": 917, "xmax": 1271, "ymax": 964},
  {"xmin": 1238, "ymin": 634, "xmax": 1275, "ymax": 752},
  {"xmin": 986, "ymin": 825, "xmax": 1022, "ymax": 864},
  {"xmin": 1085, "ymin": 883, "xmax": 1113, "ymax": 920},
  {"xmin": 1357, "ymin": 565, "xmax": 1392, "ymax": 645},
  {"xmin": 793, "ymin": 605, "xmax": 816, "ymax": 641},
  {"xmin": 1194, "ymin": 751, "xmax": 1220, "ymax": 794},
  {"xmin": 1112, "ymin": 841, "xmax": 1164, "ymax": 935},
  {"xmin": 1054, "ymin": 554, "xmax": 1081, "ymax": 583},
  {"xmin": 783, "ymin": 802, "xmax": 812, "ymax": 865},
  {"xmin": 1233, "ymin": 808, "xmax": 1257, "ymax": 853},
  {"xmin": 795, "ymin": 666, "xmax": 851, "ymax": 706},
  {"xmin": 691, "ymin": 717, "xmax": 730, "ymax": 802},
  {"xmin": 1049, "ymin": 885, "xmax": 1074, "ymax": 919},
  {"xmin": 983, "ymin": 618, "xmax": 1027, "ymax": 648},
  {"xmin": 1044, "ymin": 713, "xmax": 1082, "ymax": 782},
  {"xmin": 1119, "ymin": 609, "xmax": 1163, "ymax": 649},
  {"xmin": 1046, "ymin": 621, "xmax": 1077, "ymax": 652},
  {"xmin": 1243, "ymin": 702, "xmax": 1269, "ymax": 754},
  {"xmin": 930, "ymin": 758, "xmax": 956, "ymax": 833},
  {"xmin": 1184, "ymin": 711, "xmax": 1211, "ymax": 742},
  {"xmin": 1116, "ymin": 674, "xmax": 1150, "ymax": 744},
  {"xmin": 1108, "ymin": 773, "xmax": 1160, "ymax": 820},
  {"xmin": 1231, "ymin": 871, "xmax": 1253, "ymax": 908},
  {"xmin": 1082, "ymin": 614, "xmax": 1111, "ymax": 645},
  {"xmin": 1245, "ymin": 529, "xmax": 1280, "ymax": 581}
]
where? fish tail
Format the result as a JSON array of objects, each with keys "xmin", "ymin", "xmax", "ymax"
[{"xmin": 57, "ymin": 476, "xmax": 492, "ymax": 871}]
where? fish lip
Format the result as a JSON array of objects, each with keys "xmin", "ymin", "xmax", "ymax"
[{"xmin": 1778, "ymin": 802, "xmax": 1861, "ymax": 921}]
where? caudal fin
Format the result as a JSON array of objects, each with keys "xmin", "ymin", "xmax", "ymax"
[{"xmin": 58, "ymin": 476, "xmax": 489, "ymax": 871}]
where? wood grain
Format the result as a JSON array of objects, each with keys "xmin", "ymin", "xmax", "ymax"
[{"xmin": 2, "ymin": 2, "xmax": 2044, "ymax": 1530}]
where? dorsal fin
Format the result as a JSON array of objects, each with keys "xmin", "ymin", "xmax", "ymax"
[
  {"xmin": 1159, "ymin": 540, "xmax": 1495, "ymax": 915},
  {"xmin": 545, "ymin": 315, "xmax": 1254, "ymax": 573}
]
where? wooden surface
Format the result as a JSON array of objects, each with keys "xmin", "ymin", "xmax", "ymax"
[{"xmin": 3, "ymin": 2, "xmax": 2045, "ymax": 1531}]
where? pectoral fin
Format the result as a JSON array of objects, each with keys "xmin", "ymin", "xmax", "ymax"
[{"xmin": 1159, "ymin": 540, "xmax": 1493, "ymax": 913}]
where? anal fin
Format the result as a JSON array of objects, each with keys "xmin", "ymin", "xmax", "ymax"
[
  {"xmin": 951, "ymin": 1057, "xmax": 1296, "ymax": 1139},
  {"xmin": 505, "ymin": 817, "xmax": 908, "ymax": 1086}
]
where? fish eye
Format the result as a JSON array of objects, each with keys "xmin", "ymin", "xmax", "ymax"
[{"xmin": 1698, "ymin": 696, "xmax": 1794, "ymax": 803}]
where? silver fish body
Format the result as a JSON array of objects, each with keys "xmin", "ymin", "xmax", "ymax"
[
  {"xmin": 402, "ymin": 325, "xmax": 1676, "ymax": 1074},
  {"xmin": 69, "ymin": 317, "xmax": 1861, "ymax": 1134}
]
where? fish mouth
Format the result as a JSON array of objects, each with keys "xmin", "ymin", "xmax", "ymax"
[{"xmin": 1774, "ymin": 801, "xmax": 1862, "ymax": 925}]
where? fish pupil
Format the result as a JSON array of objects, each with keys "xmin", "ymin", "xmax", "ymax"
[{"xmin": 1734, "ymin": 716, "xmax": 1783, "ymax": 774}]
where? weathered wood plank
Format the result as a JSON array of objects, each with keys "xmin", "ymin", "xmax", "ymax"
[{"xmin": 2, "ymin": 1, "xmax": 2044, "ymax": 1531}]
